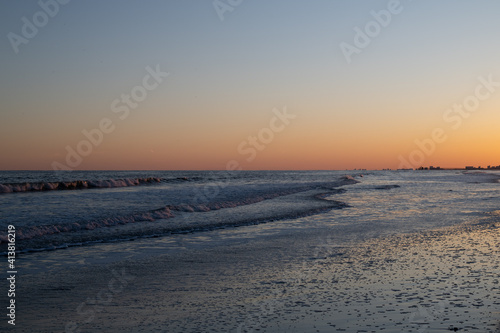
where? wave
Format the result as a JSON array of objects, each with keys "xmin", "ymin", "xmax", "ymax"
[
  {"xmin": 2, "ymin": 188, "xmax": 337, "ymax": 242},
  {"xmin": 0, "ymin": 176, "xmax": 358, "ymax": 252},
  {"xmin": 0, "ymin": 206, "xmax": 175, "ymax": 243},
  {"xmin": 0, "ymin": 177, "xmax": 167, "ymax": 194}
]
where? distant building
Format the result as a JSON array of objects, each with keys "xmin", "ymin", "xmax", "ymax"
[{"xmin": 466, "ymin": 165, "xmax": 499, "ymax": 170}]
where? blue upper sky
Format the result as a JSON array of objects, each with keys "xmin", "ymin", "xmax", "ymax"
[{"xmin": 1, "ymin": 1, "xmax": 500, "ymax": 170}]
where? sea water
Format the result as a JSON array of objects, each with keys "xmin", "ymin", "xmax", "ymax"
[{"xmin": 1, "ymin": 170, "xmax": 499, "ymax": 271}]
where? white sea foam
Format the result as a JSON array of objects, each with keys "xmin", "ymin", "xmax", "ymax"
[
  {"xmin": 0, "ymin": 175, "xmax": 358, "ymax": 252},
  {"xmin": 0, "ymin": 177, "xmax": 163, "ymax": 193},
  {"xmin": 2, "ymin": 170, "xmax": 499, "ymax": 255}
]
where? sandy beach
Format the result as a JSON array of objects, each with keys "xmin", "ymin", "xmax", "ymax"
[{"xmin": 12, "ymin": 213, "xmax": 500, "ymax": 332}]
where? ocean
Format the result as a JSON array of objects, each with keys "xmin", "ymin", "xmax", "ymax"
[
  {"xmin": 1, "ymin": 170, "xmax": 499, "ymax": 255},
  {"xmin": 2, "ymin": 170, "xmax": 500, "ymax": 332}
]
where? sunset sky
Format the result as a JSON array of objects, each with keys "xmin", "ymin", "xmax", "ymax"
[{"xmin": 1, "ymin": 0, "xmax": 500, "ymax": 170}]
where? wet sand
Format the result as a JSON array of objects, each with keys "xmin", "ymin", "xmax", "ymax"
[{"xmin": 11, "ymin": 219, "xmax": 500, "ymax": 332}]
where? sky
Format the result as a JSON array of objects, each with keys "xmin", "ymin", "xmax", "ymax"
[{"xmin": 1, "ymin": 0, "xmax": 500, "ymax": 170}]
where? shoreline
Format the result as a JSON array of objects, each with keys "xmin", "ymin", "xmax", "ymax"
[
  {"xmin": 2, "ymin": 177, "xmax": 358, "ymax": 254},
  {"xmin": 10, "ymin": 215, "xmax": 500, "ymax": 332}
]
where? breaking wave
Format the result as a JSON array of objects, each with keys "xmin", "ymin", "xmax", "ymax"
[
  {"xmin": 0, "ymin": 177, "xmax": 199, "ymax": 194},
  {"xmin": 0, "ymin": 177, "xmax": 357, "ymax": 252}
]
